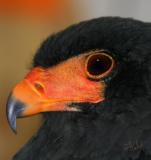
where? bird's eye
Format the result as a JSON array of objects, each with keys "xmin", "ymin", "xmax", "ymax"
[{"xmin": 85, "ymin": 51, "xmax": 114, "ymax": 80}]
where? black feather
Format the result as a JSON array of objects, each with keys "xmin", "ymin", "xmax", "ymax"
[{"xmin": 14, "ymin": 17, "xmax": 151, "ymax": 160}]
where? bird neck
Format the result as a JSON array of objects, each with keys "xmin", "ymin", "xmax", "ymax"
[{"xmin": 14, "ymin": 101, "xmax": 151, "ymax": 160}]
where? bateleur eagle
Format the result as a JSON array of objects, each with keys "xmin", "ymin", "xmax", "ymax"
[{"xmin": 6, "ymin": 17, "xmax": 151, "ymax": 160}]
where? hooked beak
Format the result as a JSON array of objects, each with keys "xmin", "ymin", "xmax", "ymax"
[
  {"xmin": 6, "ymin": 94, "xmax": 25, "ymax": 133},
  {"xmin": 6, "ymin": 56, "xmax": 105, "ymax": 132}
]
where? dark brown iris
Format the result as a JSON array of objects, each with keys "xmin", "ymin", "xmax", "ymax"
[{"xmin": 86, "ymin": 51, "xmax": 114, "ymax": 79}]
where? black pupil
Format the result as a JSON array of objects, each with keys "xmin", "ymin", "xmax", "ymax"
[{"xmin": 87, "ymin": 54, "xmax": 112, "ymax": 76}]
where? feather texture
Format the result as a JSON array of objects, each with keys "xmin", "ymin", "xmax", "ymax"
[{"xmin": 14, "ymin": 17, "xmax": 151, "ymax": 160}]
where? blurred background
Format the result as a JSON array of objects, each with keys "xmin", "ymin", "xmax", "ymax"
[{"xmin": 1, "ymin": 0, "xmax": 151, "ymax": 159}]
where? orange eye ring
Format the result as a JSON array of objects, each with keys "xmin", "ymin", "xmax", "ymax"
[{"xmin": 85, "ymin": 51, "xmax": 115, "ymax": 80}]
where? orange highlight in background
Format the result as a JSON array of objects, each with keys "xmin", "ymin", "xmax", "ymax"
[{"xmin": 0, "ymin": 0, "xmax": 72, "ymax": 20}]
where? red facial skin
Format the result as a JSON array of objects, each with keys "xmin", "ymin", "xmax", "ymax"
[{"xmin": 11, "ymin": 52, "xmax": 111, "ymax": 117}]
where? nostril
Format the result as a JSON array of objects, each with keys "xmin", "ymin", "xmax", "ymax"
[{"xmin": 34, "ymin": 82, "xmax": 44, "ymax": 92}]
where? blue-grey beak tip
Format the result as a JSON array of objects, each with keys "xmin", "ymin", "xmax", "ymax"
[{"xmin": 6, "ymin": 94, "xmax": 25, "ymax": 133}]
